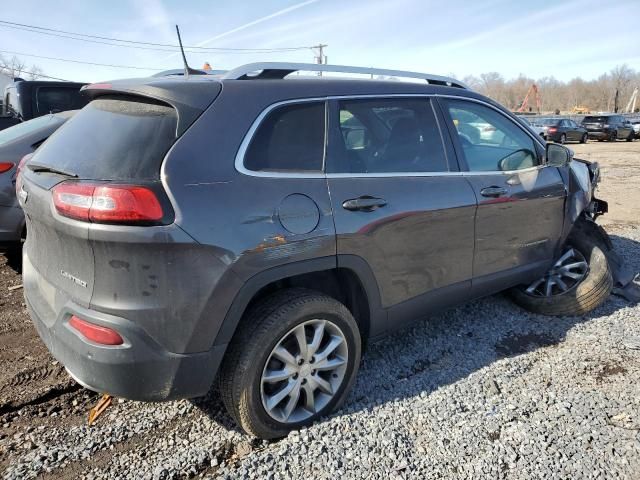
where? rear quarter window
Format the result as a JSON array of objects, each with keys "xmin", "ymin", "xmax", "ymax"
[
  {"xmin": 243, "ymin": 102, "xmax": 325, "ymax": 173},
  {"xmin": 30, "ymin": 96, "xmax": 177, "ymax": 181}
]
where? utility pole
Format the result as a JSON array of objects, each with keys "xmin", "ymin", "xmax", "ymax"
[{"xmin": 312, "ymin": 44, "xmax": 327, "ymax": 76}]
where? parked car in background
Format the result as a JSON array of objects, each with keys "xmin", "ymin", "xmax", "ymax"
[
  {"xmin": 518, "ymin": 116, "xmax": 545, "ymax": 138},
  {"xmin": 1, "ymin": 79, "xmax": 87, "ymax": 131},
  {"xmin": 0, "ymin": 111, "xmax": 76, "ymax": 269},
  {"xmin": 20, "ymin": 63, "xmax": 615, "ymax": 439},
  {"xmin": 534, "ymin": 118, "xmax": 588, "ymax": 143},
  {"xmin": 581, "ymin": 114, "xmax": 634, "ymax": 142},
  {"xmin": 631, "ymin": 120, "xmax": 640, "ymax": 139}
]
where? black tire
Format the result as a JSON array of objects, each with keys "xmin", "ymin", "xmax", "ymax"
[
  {"xmin": 218, "ymin": 288, "xmax": 361, "ymax": 439},
  {"xmin": 509, "ymin": 219, "xmax": 613, "ymax": 316},
  {"xmin": 626, "ymin": 131, "xmax": 634, "ymax": 142},
  {"xmin": 580, "ymin": 133, "xmax": 588, "ymax": 144},
  {"xmin": 609, "ymin": 131, "xmax": 617, "ymax": 142},
  {"xmin": 4, "ymin": 245, "xmax": 22, "ymax": 273},
  {"xmin": 560, "ymin": 133, "xmax": 566, "ymax": 144}
]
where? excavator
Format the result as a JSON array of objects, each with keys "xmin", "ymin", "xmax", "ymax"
[
  {"xmin": 625, "ymin": 87, "xmax": 638, "ymax": 113},
  {"xmin": 516, "ymin": 84, "xmax": 541, "ymax": 114}
]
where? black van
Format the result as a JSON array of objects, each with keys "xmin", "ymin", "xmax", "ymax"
[{"xmin": 1, "ymin": 80, "xmax": 88, "ymax": 130}]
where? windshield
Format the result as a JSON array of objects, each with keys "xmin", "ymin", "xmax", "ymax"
[{"xmin": 0, "ymin": 115, "xmax": 62, "ymax": 146}]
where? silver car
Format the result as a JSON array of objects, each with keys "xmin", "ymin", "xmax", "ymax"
[{"xmin": 0, "ymin": 111, "xmax": 76, "ymax": 268}]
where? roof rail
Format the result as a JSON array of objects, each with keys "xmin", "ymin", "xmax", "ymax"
[{"xmin": 221, "ymin": 62, "xmax": 468, "ymax": 89}]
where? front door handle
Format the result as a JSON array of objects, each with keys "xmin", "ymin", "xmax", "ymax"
[
  {"xmin": 342, "ymin": 196, "xmax": 387, "ymax": 212},
  {"xmin": 480, "ymin": 186, "xmax": 508, "ymax": 198}
]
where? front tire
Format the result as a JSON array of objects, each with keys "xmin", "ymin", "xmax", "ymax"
[
  {"xmin": 580, "ymin": 133, "xmax": 588, "ymax": 144},
  {"xmin": 218, "ymin": 289, "xmax": 361, "ymax": 439},
  {"xmin": 560, "ymin": 133, "xmax": 567, "ymax": 144},
  {"xmin": 510, "ymin": 219, "xmax": 613, "ymax": 316},
  {"xmin": 627, "ymin": 131, "xmax": 634, "ymax": 142}
]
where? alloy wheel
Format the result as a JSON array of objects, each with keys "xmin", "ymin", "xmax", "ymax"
[
  {"xmin": 260, "ymin": 319, "xmax": 348, "ymax": 423},
  {"xmin": 525, "ymin": 247, "xmax": 589, "ymax": 297}
]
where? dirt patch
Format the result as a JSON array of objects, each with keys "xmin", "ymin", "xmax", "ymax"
[
  {"xmin": 595, "ymin": 361, "xmax": 628, "ymax": 383},
  {"xmin": 0, "ymin": 256, "xmax": 92, "ymax": 472},
  {"xmin": 571, "ymin": 141, "xmax": 640, "ymax": 228}
]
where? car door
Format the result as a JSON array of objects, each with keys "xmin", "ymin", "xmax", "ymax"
[
  {"xmin": 566, "ymin": 120, "xmax": 578, "ymax": 141},
  {"xmin": 621, "ymin": 118, "xmax": 633, "ymax": 138},
  {"xmin": 439, "ymin": 97, "xmax": 566, "ymax": 297},
  {"xmin": 325, "ymin": 96, "xmax": 477, "ymax": 335}
]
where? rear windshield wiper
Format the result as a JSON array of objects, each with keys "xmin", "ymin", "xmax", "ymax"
[{"xmin": 27, "ymin": 163, "xmax": 78, "ymax": 178}]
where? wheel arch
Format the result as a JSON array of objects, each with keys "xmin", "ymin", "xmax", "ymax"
[{"xmin": 214, "ymin": 255, "xmax": 385, "ymax": 348}]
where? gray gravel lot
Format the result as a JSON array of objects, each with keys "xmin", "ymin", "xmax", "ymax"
[{"xmin": 2, "ymin": 226, "xmax": 639, "ymax": 479}]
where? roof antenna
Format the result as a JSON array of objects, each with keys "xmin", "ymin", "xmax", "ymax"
[{"xmin": 175, "ymin": 25, "xmax": 206, "ymax": 77}]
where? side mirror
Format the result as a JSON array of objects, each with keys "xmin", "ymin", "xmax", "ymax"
[{"xmin": 546, "ymin": 143, "xmax": 572, "ymax": 167}]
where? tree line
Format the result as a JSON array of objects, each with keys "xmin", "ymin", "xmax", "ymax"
[
  {"xmin": 0, "ymin": 54, "xmax": 44, "ymax": 80},
  {"xmin": 461, "ymin": 64, "xmax": 639, "ymax": 114},
  {"xmin": 1, "ymin": 53, "xmax": 638, "ymax": 114}
]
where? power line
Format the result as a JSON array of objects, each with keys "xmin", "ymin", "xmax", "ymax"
[
  {"xmin": 0, "ymin": 20, "xmax": 314, "ymax": 53},
  {"xmin": 0, "ymin": 66, "xmax": 70, "ymax": 82},
  {"xmin": 0, "ymin": 49, "xmax": 166, "ymax": 71}
]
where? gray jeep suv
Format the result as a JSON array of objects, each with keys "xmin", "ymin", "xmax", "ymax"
[{"xmin": 20, "ymin": 63, "xmax": 613, "ymax": 439}]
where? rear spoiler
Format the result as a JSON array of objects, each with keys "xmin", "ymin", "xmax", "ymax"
[{"xmin": 81, "ymin": 78, "xmax": 222, "ymax": 135}]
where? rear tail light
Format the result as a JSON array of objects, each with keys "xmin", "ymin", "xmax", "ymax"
[
  {"xmin": 69, "ymin": 315, "xmax": 123, "ymax": 345},
  {"xmin": 15, "ymin": 153, "xmax": 33, "ymax": 195},
  {"xmin": 0, "ymin": 162, "xmax": 14, "ymax": 174},
  {"xmin": 548, "ymin": 127, "xmax": 558, "ymax": 132},
  {"xmin": 52, "ymin": 181, "xmax": 165, "ymax": 225}
]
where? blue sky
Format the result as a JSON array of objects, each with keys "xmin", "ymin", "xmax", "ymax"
[{"xmin": 1, "ymin": 0, "xmax": 638, "ymax": 83}]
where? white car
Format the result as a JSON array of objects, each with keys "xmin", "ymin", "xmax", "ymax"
[{"xmin": 519, "ymin": 117, "xmax": 546, "ymax": 139}]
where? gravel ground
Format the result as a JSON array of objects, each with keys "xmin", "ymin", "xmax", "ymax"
[
  {"xmin": 2, "ymin": 225, "xmax": 639, "ymax": 479},
  {"xmin": 1, "ymin": 142, "xmax": 640, "ymax": 479}
]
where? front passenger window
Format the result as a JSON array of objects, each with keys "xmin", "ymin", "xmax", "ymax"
[{"xmin": 444, "ymin": 99, "xmax": 539, "ymax": 172}]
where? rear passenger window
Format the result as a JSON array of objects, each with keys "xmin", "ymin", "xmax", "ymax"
[
  {"xmin": 244, "ymin": 102, "xmax": 325, "ymax": 172},
  {"xmin": 329, "ymin": 98, "xmax": 448, "ymax": 174}
]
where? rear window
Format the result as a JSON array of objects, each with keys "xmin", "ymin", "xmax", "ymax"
[
  {"xmin": 583, "ymin": 116, "xmax": 607, "ymax": 123},
  {"xmin": 30, "ymin": 96, "xmax": 177, "ymax": 181},
  {"xmin": 0, "ymin": 114, "xmax": 62, "ymax": 146},
  {"xmin": 35, "ymin": 87, "xmax": 86, "ymax": 115}
]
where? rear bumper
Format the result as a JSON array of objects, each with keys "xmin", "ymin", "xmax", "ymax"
[
  {"xmin": 0, "ymin": 205, "xmax": 24, "ymax": 248},
  {"xmin": 586, "ymin": 130, "xmax": 609, "ymax": 140},
  {"xmin": 24, "ymin": 254, "xmax": 226, "ymax": 401}
]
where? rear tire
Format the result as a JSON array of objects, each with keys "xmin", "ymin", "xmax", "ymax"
[
  {"xmin": 609, "ymin": 131, "xmax": 617, "ymax": 142},
  {"xmin": 560, "ymin": 133, "xmax": 567, "ymax": 144},
  {"xmin": 218, "ymin": 288, "xmax": 361, "ymax": 439},
  {"xmin": 510, "ymin": 219, "xmax": 612, "ymax": 316},
  {"xmin": 4, "ymin": 246, "xmax": 22, "ymax": 273},
  {"xmin": 627, "ymin": 131, "xmax": 634, "ymax": 142}
]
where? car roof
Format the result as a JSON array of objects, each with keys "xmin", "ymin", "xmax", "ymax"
[{"xmin": 83, "ymin": 62, "xmax": 475, "ymax": 109}]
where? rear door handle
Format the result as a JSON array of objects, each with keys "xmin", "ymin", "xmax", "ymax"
[
  {"xmin": 342, "ymin": 196, "xmax": 387, "ymax": 212},
  {"xmin": 480, "ymin": 186, "xmax": 508, "ymax": 198}
]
